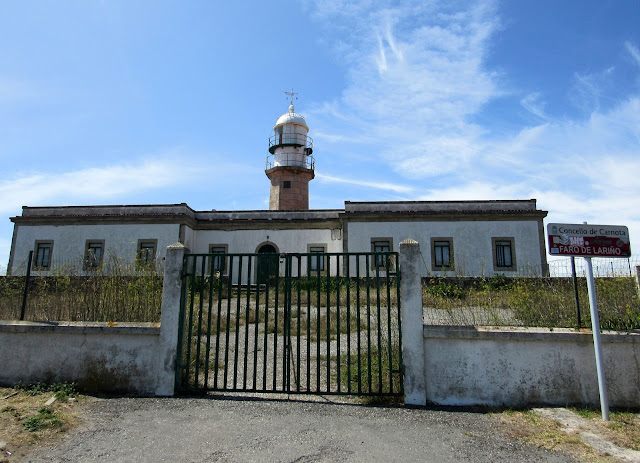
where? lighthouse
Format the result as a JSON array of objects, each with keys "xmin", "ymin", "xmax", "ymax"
[{"xmin": 265, "ymin": 92, "xmax": 314, "ymax": 210}]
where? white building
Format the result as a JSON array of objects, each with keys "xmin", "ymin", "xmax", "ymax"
[{"xmin": 7, "ymin": 102, "xmax": 548, "ymax": 278}]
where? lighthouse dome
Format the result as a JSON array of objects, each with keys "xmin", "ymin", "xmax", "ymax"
[{"xmin": 274, "ymin": 104, "xmax": 308, "ymax": 130}]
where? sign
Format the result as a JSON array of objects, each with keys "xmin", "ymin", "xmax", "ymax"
[{"xmin": 547, "ymin": 223, "xmax": 631, "ymax": 258}]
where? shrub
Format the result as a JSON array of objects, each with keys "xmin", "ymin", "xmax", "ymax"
[{"xmin": 424, "ymin": 280, "xmax": 467, "ymax": 299}]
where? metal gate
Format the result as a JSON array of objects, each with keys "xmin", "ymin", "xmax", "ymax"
[{"xmin": 175, "ymin": 252, "xmax": 403, "ymax": 397}]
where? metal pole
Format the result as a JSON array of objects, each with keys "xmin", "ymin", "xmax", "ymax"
[
  {"xmin": 585, "ymin": 255, "xmax": 610, "ymax": 421},
  {"xmin": 20, "ymin": 251, "xmax": 34, "ymax": 321},
  {"xmin": 570, "ymin": 257, "xmax": 581, "ymax": 329}
]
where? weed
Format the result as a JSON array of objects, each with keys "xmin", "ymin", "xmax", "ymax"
[
  {"xmin": 23, "ymin": 407, "xmax": 63, "ymax": 432},
  {"xmin": 479, "ymin": 273, "xmax": 514, "ymax": 291},
  {"xmin": 424, "ymin": 280, "xmax": 467, "ymax": 299},
  {"xmin": 15, "ymin": 382, "xmax": 77, "ymax": 399}
]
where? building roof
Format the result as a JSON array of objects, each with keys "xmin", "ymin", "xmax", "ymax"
[{"xmin": 11, "ymin": 199, "xmax": 547, "ymax": 226}]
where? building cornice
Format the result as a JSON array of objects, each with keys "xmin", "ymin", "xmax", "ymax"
[
  {"xmin": 340, "ymin": 209, "xmax": 548, "ymax": 222},
  {"xmin": 9, "ymin": 202, "xmax": 548, "ymax": 228}
]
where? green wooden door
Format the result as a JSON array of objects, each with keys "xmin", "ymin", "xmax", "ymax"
[{"xmin": 257, "ymin": 244, "xmax": 278, "ymax": 284}]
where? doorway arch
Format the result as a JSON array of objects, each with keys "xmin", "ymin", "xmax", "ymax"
[{"xmin": 256, "ymin": 242, "xmax": 279, "ymax": 284}]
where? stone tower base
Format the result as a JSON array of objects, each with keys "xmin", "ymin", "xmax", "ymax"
[{"xmin": 266, "ymin": 166, "xmax": 314, "ymax": 211}]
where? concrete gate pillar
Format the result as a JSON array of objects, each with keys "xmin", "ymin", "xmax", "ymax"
[
  {"xmin": 155, "ymin": 242, "xmax": 186, "ymax": 396},
  {"xmin": 399, "ymin": 239, "xmax": 427, "ymax": 406}
]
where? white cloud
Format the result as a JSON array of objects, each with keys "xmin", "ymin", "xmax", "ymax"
[
  {"xmin": 520, "ymin": 92, "xmax": 547, "ymax": 120},
  {"xmin": 0, "ymin": 152, "xmax": 250, "ymax": 215},
  {"xmin": 306, "ymin": 2, "xmax": 640, "ymax": 256},
  {"xmin": 626, "ymin": 41, "xmax": 640, "ymax": 67},
  {"xmin": 316, "ymin": 173, "xmax": 415, "ymax": 194},
  {"xmin": 307, "ymin": 0, "xmax": 501, "ymax": 185}
]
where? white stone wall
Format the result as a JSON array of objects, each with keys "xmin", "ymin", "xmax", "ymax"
[
  {"xmin": 422, "ymin": 326, "xmax": 640, "ymax": 408},
  {"xmin": 347, "ymin": 220, "xmax": 543, "ymax": 276},
  {"xmin": 182, "ymin": 225, "xmax": 196, "ymax": 252},
  {"xmin": 10, "ymin": 223, "xmax": 180, "ymax": 275},
  {"xmin": 0, "ymin": 322, "xmax": 161, "ymax": 394}
]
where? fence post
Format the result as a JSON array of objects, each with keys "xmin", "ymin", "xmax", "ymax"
[
  {"xmin": 399, "ymin": 239, "xmax": 426, "ymax": 406},
  {"xmin": 635, "ymin": 266, "xmax": 640, "ymax": 300},
  {"xmin": 20, "ymin": 251, "xmax": 34, "ymax": 321},
  {"xmin": 155, "ymin": 242, "xmax": 186, "ymax": 396}
]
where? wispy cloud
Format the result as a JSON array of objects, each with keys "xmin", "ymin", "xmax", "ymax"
[
  {"xmin": 0, "ymin": 152, "xmax": 250, "ymax": 215},
  {"xmin": 316, "ymin": 173, "xmax": 415, "ymax": 194},
  {"xmin": 307, "ymin": 0, "xmax": 501, "ymax": 182},
  {"xmin": 626, "ymin": 41, "xmax": 640, "ymax": 67},
  {"xmin": 520, "ymin": 92, "xmax": 548, "ymax": 120},
  {"xmin": 306, "ymin": 1, "xmax": 640, "ymax": 247}
]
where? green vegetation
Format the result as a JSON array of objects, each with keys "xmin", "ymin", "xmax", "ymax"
[
  {"xmin": 15, "ymin": 382, "xmax": 77, "ymax": 400},
  {"xmin": 1, "ymin": 383, "xmax": 87, "ymax": 459},
  {"xmin": 23, "ymin": 407, "xmax": 63, "ymax": 432},
  {"xmin": 422, "ymin": 275, "xmax": 640, "ymax": 330},
  {"xmin": 0, "ymin": 254, "xmax": 163, "ymax": 322},
  {"xmin": 2, "ymin": 250, "xmax": 638, "ymax": 331},
  {"xmin": 339, "ymin": 343, "xmax": 403, "ymax": 403}
]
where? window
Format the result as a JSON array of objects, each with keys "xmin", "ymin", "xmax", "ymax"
[
  {"xmin": 307, "ymin": 245, "xmax": 326, "ymax": 272},
  {"xmin": 209, "ymin": 244, "xmax": 228, "ymax": 273},
  {"xmin": 431, "ymin": 238, "xmax": 454, "ymax": 270},
  {"xmin": 34, "ymin": 241, "xmax": 53, "ymax": 269},
  {"xmin": 283, "ymin": 181, "xmax": 291, "ymax": 189},
  {"xmin": 84, "ymin": 240, "xmax": 105, "ymax": 269},
  {"xmin": 492, "ymin": 237, "xmax": 516, "ymax": 271},
  {"xmin": 137, "ymin": 239, "xmax": 157, "ymax": 266},
  {"xmin": 371, "ymin": 238, "xmax": 393, "ymax": 269}
]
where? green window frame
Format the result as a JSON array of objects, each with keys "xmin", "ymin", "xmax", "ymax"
[
  {"xmin": 371, "ymin": 238, "xmax": 393, "ymax": 270},
  {"xmin": 431, "ymin": 237, "xmax": 454, "ymax": 271},
  {"xmin": 209, "ymin": 244, "xmax": 228, "ymax": 273},
  {"xmin": 308, "ymin": 245, "xmax": 326, "ymax": 272},
  {"xmin": 137, "ymin": 239, "xmax": 157, "ymax": 266},
  {"xmin": 84, "ymin": 240, "xmax": 105, "ymax": 269},
  {"xmin": 34, "ymin": 241, "xmax": 53, "ymax": 269},
  {"xmin": 492, "ymin": 237, "xmax": 517, "ymax": 271}
]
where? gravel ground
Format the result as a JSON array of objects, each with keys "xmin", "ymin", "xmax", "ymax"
[{"xmin": 25, "ymin": 395, "xmax": 578, "ymax": 463}]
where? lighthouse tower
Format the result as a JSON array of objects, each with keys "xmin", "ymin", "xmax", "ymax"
[{"xmin": 266, "ymin": 93, "xmax": 314, "ymax": 210}]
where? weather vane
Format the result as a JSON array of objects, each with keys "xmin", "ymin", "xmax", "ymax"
[{"xmin": 284, "ymin": 89, "xmax": 298, "ymax": 105}]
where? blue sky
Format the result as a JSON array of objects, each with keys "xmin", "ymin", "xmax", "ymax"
[{"xmin": 1, "ymin": 0, "xmax": 639, "ymax": 272}]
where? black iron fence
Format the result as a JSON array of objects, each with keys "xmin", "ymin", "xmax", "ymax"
[{"xmin": 176, "ymin": 252, "xmax": 403, "ymax": 397}]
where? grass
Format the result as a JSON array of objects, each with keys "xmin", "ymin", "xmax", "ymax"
[
  {"xmin": 3, "ymin": 251, "xmax": 638, "ymax": 331},
  {"xmin": 15, "ymin": 382, "xmax": 77, "ymax": 400},
  {"xmin": 22, "ymin": 407, "xmax": 63, "ymax": 432},
  {"xmin": 422, "ymin": 275, "xmax": 640, "ymax": 330},
  {"xmin": 569, "ymin": 407, "xmax": 640, "ymax": 451},
  {"xmin": 0, "ymin": 383, "xmax": 89, "ymax": 462},
  {"xmin": 497, "ymin": 410, "xmax": 607, "ymax": 461},
  {"xmin": 496, "ymin": 407, "xmax": 640, "ymax": 462},
  {"xmin": 0, "ymin": 255, "xmax": 163, "ymax": 323},
  {"xmin": 338, "ymin": 330, "xmax": 403, "ymax": 401}
]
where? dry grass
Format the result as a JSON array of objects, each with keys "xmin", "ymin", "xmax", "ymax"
[
  {"xmin": 422, "ymin": 275, "xmax": 640, "ymax": 330},
  {"xmin": 0, "ymin": 256, "xmax": 163, "ymax": 323},
  {"xmin": 0, "ymin": 386, "xmax": 93, "ymax": 462},
  {"xmin": 497, "ymin": 411, "xmax": 611, "ymax": 462},
  {"xmin": 569, "ymin": 408, "xmax": 640, "ymax": 451},
  {"xmin": 496, "ymin": 408, "xmax": 640, "ymax": 462}
]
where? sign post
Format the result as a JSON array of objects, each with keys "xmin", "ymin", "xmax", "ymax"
[
  {"xmin": 547, "ymin": 222, "xmax": 631, "ymax": 421},
  {"xmin": 583, "ymin": 255, "xmax": 608, "ymax": 420}
]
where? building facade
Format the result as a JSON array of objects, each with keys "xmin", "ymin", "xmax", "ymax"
[{"xmin": 6, "ymin": 102, "xmax": 548, "ymax": 277}]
